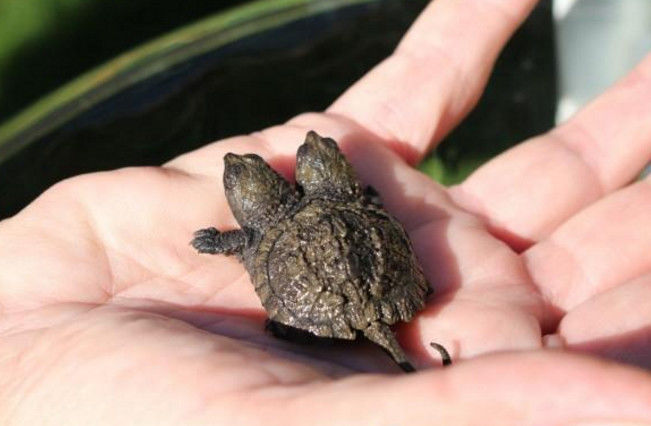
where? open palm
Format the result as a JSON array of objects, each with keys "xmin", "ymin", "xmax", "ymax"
[{"xmin": 1, "ymin": 1, "xmax": 650, "ymax": 424}]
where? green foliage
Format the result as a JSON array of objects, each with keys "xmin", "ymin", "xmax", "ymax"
[
  {"xmin": 0, "ymin": 0, "xmax": 244, "ymax": 119},
  {"xmin": 0, "ymin": 0, "xmax": 84, "ymax": 62},
  {"xmin": 418, "ymin": 155, "xmax": 486, "ymax": 186},
  {"xmin": 0, "ymin": 0, "xmax": 85, "ymax": 101}
]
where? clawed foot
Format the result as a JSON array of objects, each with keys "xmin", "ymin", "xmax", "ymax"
[
  {"xmin": 191, "ymin": 227, "xmax": 219, "ymax": 253},
  {"xmin": 190, "ymin": 227, "xmax": 249, "ymax": 256}
]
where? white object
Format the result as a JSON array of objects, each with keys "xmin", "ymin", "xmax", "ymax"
[{"xmin": 553, "ymin": 0, "xmax": 651, "ymax": 123}]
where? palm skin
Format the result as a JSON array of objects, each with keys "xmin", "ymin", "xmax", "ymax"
[{"xmin": 1, "ymin": 1, "xmax": 650, "ymax": 424}]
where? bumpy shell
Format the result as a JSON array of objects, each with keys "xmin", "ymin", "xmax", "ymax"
[{"xmin": 245, "ymin": 196, "xmax": 429, "ymax": 339}]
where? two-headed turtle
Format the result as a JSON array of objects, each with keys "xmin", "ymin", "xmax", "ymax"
[{"xmin": 191, "ymin": 131, "xmax": 449, "ymax": 371}]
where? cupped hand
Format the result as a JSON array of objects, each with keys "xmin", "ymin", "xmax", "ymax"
[{"xmin": 1, "ymin": 1, "xmax": 650, "ymax": 424}]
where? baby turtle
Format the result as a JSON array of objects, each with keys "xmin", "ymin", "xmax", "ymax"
[{"xmin": 191, "ymin": 131, "xmax": 450, "ymax": 372}]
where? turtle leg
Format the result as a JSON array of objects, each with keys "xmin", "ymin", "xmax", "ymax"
[
  {"xmin": 191, "ymin": 227, "xmax": 249, "ymax": 255},
  {"xmin": 363, "ymin": 322, "xmax": 415, "ymax": 373}
]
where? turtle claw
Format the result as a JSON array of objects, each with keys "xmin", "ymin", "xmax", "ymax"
[{"xmin": 430, "ymin": 342, "xmax": 452, "ymax": 366}]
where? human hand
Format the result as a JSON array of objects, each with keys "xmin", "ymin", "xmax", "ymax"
[{"xmin": 1, "ymin": 0, "xmax": 650, "ymax": 424}]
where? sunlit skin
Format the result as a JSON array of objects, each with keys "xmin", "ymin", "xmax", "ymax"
[{"xmin": 1, "ymin": 0, "xmax": 650, "ymax": 424}]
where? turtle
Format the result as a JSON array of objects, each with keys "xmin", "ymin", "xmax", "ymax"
[{"xmin": 191, "ymin": 131, "xmax": 450, "ymax": 372}]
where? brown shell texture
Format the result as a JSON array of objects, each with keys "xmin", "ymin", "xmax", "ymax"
[{"xmin": 248, "ymin": 198, "xmax": 429, "ymax": 339}]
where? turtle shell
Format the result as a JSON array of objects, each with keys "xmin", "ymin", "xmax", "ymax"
[{"xmin": 246, "ymin": 196, "xmax": 430, "ymax": 339}]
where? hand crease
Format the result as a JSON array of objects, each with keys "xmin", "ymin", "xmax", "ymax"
[{"xmin": 549, "ymin": 125, "xmax": 607, "ymax": 197}]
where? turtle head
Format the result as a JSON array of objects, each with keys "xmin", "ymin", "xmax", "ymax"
[
  {"xmin": 295, "ymin": 131, "xmax": 361, "ymax": 198},
  {"xmin": 223, "ymin": 153, "xmax": 296, "ymax": 229}
]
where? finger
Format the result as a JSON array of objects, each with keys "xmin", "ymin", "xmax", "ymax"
[
  {"xmin": 555, "ymin": 274, "xmax": 651, "ymax": 369},
  {"xmin": 328, "ymin": 0, "xmax": 539, "ymax": 163},
  {"xmin": 524, "ymin": 177, "xmax": 651, "ymax": 316},
  {"xmin": 294, "ymin": 352, "xmax": 651, "ymax": 425},
  {"xmin": 452, "ymin": 54, "xmax": 651, "ymax": 249}
]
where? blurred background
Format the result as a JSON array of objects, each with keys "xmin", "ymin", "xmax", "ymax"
[{"xmin": 0, "ymin": 0, "xmax": 649, "ymax": 218}]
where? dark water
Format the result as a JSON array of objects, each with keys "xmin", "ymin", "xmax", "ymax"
[
  {"xmin": 0, "ymin": 0, "xmax": 555, "ymax": 218},
  {"xmin": 0, "ymin": 0, "xmax": 250, "ymax": 119}
]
